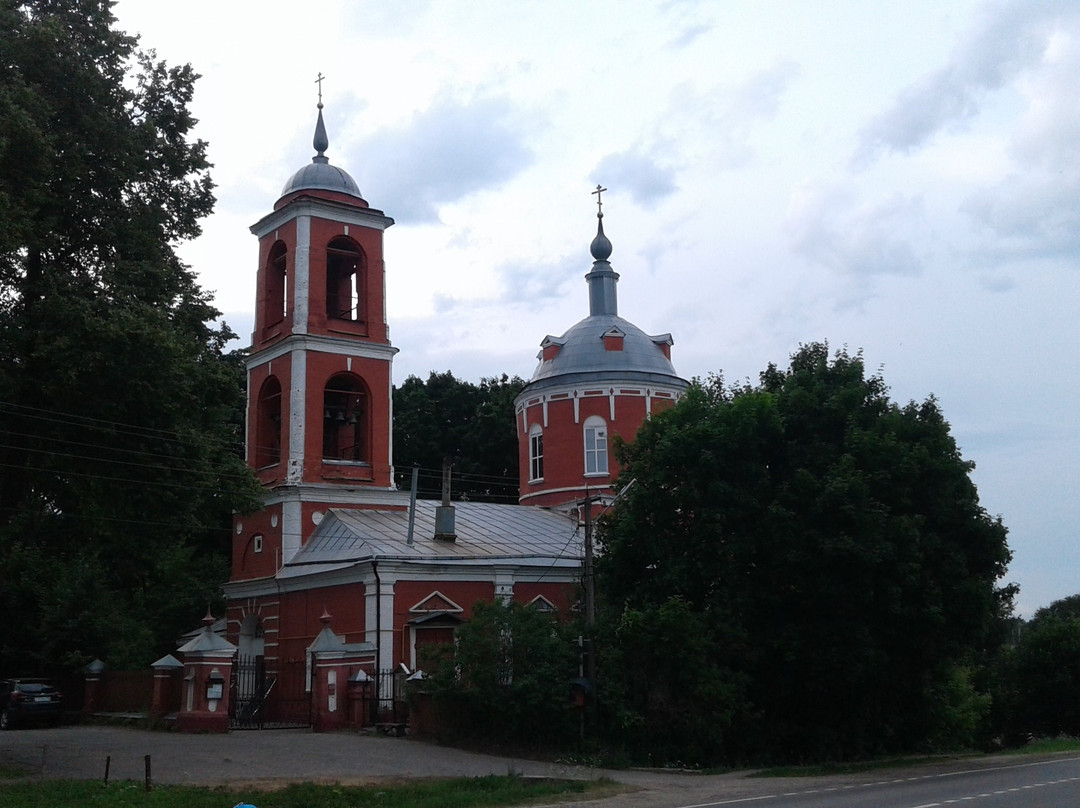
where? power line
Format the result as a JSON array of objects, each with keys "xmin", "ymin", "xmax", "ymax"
[{"xmin": 0, "ymin": 400, "xmax": 245, "ymax": 452}]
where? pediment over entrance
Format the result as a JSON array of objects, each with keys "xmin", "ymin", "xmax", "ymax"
[{"xmin": 408, "ymin": 590, "xmax": 464, "ymax": 614}]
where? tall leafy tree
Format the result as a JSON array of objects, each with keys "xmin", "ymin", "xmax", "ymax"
[
  {"xmin": 596, "ymin": 343, "xmax": 1014, "ymax": 763},
  {"xmin": 421, "ymin": 599, "xmax": 578, "ymax": 750},
  {"xmin": 0, "ymin": 0, "xmax": 261, "ymax": 672},
  {"xmin": 393, "ymin": 371, "xmax": 524, "ymax": 502},
  {"xmin": 997, "ymin": 595, "xmax": 1080, "ymax": 739}
]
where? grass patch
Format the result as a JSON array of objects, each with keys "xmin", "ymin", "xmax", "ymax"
[
  {"xmin": 0, "ymin": 764, "xmax": 30, "ymax": 780},
  {"xmin": 746, "ymin": 741, "xmax": 1080, "ymax": 778},
  {"xmin": 1014, "ymin": 737, "xmax": 1080, "ymax": 755},
  {"xmin": 0, "ymin": 774, "xmax": 616, "ymax": 808},
  {"xmin": 751, "ymin": 754, "xmax": 967, "ymax": 778}
]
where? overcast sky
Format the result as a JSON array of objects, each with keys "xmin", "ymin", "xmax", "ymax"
[{"xmin": 111, "ymin": 0, "xmax": 1079, "ymax": 617}]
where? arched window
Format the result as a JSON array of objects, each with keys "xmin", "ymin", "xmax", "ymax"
[
  {"xmin": 528, "ymin": 424, "xmax": 544, "ymax": 481},
  {"xmin": 583, "ymin": 415, "xmax": 608, "ymax": 475},
  {"xmin": 323, "ymin": 374, "xmax": 369, "ymax": 462},
  {"xmin": 326, "ymin": 237, "xmax": 363, "ymax": 322},
  {"xmin": 264, "ymin": 241, "xmax": 287, "ymax": 326},
  {"xmin": 255, "ymin": 376, "xmax": 282, "ymax": 467}
]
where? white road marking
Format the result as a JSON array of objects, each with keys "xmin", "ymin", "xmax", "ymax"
[{"xmin": 669, "ymin": 757, "xmax": 1080, "ymax": 808}]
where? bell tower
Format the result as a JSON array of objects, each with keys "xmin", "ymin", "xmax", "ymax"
[{"xmin": 233, "ymin": 93, "xmax": 408, "ymax": 581}]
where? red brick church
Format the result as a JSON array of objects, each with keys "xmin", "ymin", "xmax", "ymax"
[{"xmin": 220, "ymin": 99, "xmax": 686, "ymax": 728}]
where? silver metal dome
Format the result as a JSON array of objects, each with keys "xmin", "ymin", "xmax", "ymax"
[
  {"xmin": 281, "ymin": 160, "xmax": 363, "ymax": 199},
  {"xmin": 523, "ymin": 208, "xmax": 686, "ymax": 394},
  {"xmin": 279, "ymin": 103, "xmax": 364, "ymax": 201},
  {"xmin": 527, "ymin": 314, "xmax": 682, "ymax": 389}
]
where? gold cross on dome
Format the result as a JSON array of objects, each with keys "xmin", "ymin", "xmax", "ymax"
[{"xmin": 591, "ymin": 184, "xmax": 607, "ymax": 215}]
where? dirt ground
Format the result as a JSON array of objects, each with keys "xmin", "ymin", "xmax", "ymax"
[{"xmin": 2, "ymin": 724, "xmax": 1064, "ymax": 808}]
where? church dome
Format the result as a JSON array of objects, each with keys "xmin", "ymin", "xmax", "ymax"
[
  {"xmin": 528, "ymin": 314, "xmax": 680, "ymax": 387},
  {"xmin": 522, "ymin": 206, "xmax": 686, "ymax": 395},
  {"xmin": 281, "ymin": 160, "xmax": 363, "ymax": 199},
  {"xmin": 278, "ymin": 102, "xmax": 365, "ymax": 202}
]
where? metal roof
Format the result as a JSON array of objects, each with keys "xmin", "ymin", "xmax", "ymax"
[
  {"xmin": 177, "ymin": 624, "xmax": 237, "ymax": 654},
  {"xmin": 281, "ymin": 160, "xmax": 363, "ymax": 200},
  {"xmin": 526, "ymin": 313, "xmax": 684, "ymax": 386},
  {"xmin": 277, "ymin": 500, "xmax": 583, "ymax": 579},
  {"xmin": 520, "ymin": 212, "xmax": 687, "ymax": 396},
  {"xmin": 279, "ymin": 102, "xmax": 364, "ymax": 201}
]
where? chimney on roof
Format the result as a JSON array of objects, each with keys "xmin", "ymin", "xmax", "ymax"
[{"xmin": 434, "ymin": 456, "xmax": 456, "ymax": 542}]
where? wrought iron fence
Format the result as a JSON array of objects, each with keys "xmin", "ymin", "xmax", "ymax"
[{"xmin": 230, "ymin": 655, "xmax": 311, "ymax": 729}]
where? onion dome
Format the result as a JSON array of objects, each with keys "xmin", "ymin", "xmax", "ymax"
[
  {"xmin": 590, "ymin": 216, "xmax": 612, "ymax": 260},
  {"xmin": 280, "ymin": 102, "xmax": 364, "ymax": 201}
]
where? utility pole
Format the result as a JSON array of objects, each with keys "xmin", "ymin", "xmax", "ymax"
[
  {"xmin": 578, "ymin": 479, "xmax": 634, "ymax": 738},
  {"xmin": 583, "ymin": 490, "xmax": 596, "ymax": 630},
  {"xmin": 582, "ymin": 489, "xmax": 598, "ymax": 684}
]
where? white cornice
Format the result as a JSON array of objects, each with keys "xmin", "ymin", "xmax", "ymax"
[
  {"xmin": 259, "ymin": 485, "xmax": 410, "ymax": 508},
  {"xmin": 224, "ymin": 557, "xmax": 581, "ymax": 600},
  {"xmin": 251, "ymin": 198, "xmax": 393, "ymax": 238},
  {"xmin": 519, "ymin": 484, "xmax": 614, "ymax": 504},
  {"xmin": 514, "ymin": 376, "xmax": 686, "ymax": 413},
  {"xmin": 247, "ymin": 334, "xmax": 399, "ymax": 367}
]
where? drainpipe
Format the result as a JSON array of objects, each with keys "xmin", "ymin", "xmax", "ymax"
[{"xmin": 373, "ymin": 560, "xmax": 381, "ymax": 676}]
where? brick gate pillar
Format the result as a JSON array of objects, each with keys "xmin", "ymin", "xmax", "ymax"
[
  {"xmin": 150, "ymin": 654, "xmax": 183, "ymax": 719},
  {"xmin": 176, "ymin": 612, "xmax": 237, "ymax": 733},
  {"xmin": 308, "ymin": 610, "xmax": 376, "ymax": 732},
  {"xmin": 82, "ymin": 659, "xmax": 106, "ymax": 717}
]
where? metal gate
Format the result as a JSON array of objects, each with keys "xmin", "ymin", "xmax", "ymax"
[
  {"xmin": 230, "ymin": 655, "xmax": 311, "ymax": 729},
  {"xmin": 371, "ymin": 668, "xmax": 409, "ymax": 728}
]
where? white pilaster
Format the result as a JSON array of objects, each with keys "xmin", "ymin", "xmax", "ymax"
[
  {"xmin": 495, "ymin": 570, "xmax": 514, "ymax": 604},
  {"xmin": 293, "ymin": 215, "xmax": 310, "ymax": 335},
  {"xmin": 365, "ymin": 570, "xmax": 396, "ymax": 674},
  {"xmin": 287, "ymin": 349, "xmax": 306, "ymax": 486},
  {"xmin": 281, "ymin": 498, "xmax": 302, "ymax": 566}
]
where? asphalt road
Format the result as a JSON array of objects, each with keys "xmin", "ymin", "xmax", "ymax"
[{"xmin": 3, "ymin": 725, "xmax": 1080, "ymax": 808}]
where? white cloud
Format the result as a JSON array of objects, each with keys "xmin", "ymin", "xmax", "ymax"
[
  {"xmin": 592, "ymin": 149, "xmax": 678, "ymax": 208},
  {"xmin": 958, "ymin": 17, "xmax": 1080, "ymax": 266},
  {"xmin": 672, "ymin": 61, "xmax": 799, "ymax": 170},
  {"xmin": 963, "ymin": 172, "xmax": 1080, "ymax": 261},
  {"xmin": 349, "ymin": 94, "xmax": 535, "ymax": 224},
  {"xmin": 787, "ymin": 185, "xmax": 929, "ymax": 281},
  {"xmin": 853, "ymin": 0, "xmax": 1076, "ymax": 166}
]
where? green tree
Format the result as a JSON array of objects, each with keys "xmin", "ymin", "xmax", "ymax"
[
  {"xmin": 1028, "ymin": 594, "xmax": 1080, "ymax": 624},
  {"xmin": 393, "ymin": 371, "xmax": 524, "ymax": 502},
  {"xmin": 1001, "ymin": 595, "xmax": 1080, "ymax": 739},
  {"xmin": 422, "ymin": 599, "xmax": 578, "ymax": 750},
  {"xmin": 0, "ymin": 1, "xmax": 261, "ymax": 673},
  {"xmin": 596, "ymin": 343, "xmax": 1014, "ymax": 763},
  {"xmin": 595, "ymin": 596, "xmax": 751, "ymax": 765}
]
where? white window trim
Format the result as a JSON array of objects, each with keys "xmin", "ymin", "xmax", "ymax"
[
  {"xmin": 529, "ymin": 424, "xmax": 544, "ymax": 482},
  {"xmin": 583, "ymin": 415, "xmax": 609, "ymax": 475}
]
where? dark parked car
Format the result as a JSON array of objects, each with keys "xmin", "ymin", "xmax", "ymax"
[{"xmin": 0, "ymin": 678, "xmax": 62, "ymax": 729}]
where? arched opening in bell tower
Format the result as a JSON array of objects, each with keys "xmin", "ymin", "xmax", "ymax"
[
  {"xmin": 264, "ymin": 241, "xmax": 288, "ymax": 327},
  {"xmin": 326, "ymin": 237, "xmax": 364, "ymax": 323},
  {"xmin": 255, "ymin": 376, "xmax": 282, "ymax": 468},
  {"xmin": 322, "ymin": 373, "xmax": 370, "ymax": 463}
]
